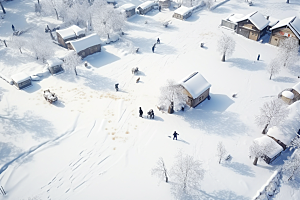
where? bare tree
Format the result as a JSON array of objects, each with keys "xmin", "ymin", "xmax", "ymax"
[
  {"xmin": 159, "ymin": 79, "xmax": 187, "ymax": 114},
  {"xmin": 63, "ymin": 52, "xmax": 82, "ymax": 76},
  {"xmin": 216, "ymin": 141, "xmax": 227, "ymax": 164},
  {"xmin": 217, "ymin": 34, "xmax": 236, "ymax": 62},
  {"xmin": 10, "ymin": 36, "xmax": 26, "ymax": 54},
  {"xmin": 267, "ymin": 58, "xmax": 281, "ymax": 80},
  {"xmin": 277, "ymin": 37, "xmax": 299, "ymax": 68},
  {"xmin": 151, "ymin": 157, "xmax": 169, "ymax": 183},
  {"xmin": 255, "ymin": 99, "xmax": 289, "ymax": 132},
  {"xmin": 205, "ymin": 0, "xmax": 214, "ymax": 10},
  {"xmin": 249, "ymin": 141, "xmax": 275, "ymax": 165},
  {"xmin": 171, "ymin": 151, "xmax": 205, "ymax": 192},
  {"xmin": 283, "ymin": 150, "xmax": 300, "ymax": 181}
]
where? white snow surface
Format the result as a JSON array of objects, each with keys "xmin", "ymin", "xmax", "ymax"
[
  {"xmin": 236, "ymin": 11, "xmax": 270, "ymax": 30},
  {"xmin": 120, "ymin": 3, "xmax": 136, "ymax": 11},
  {"xmin": 254, "ymin": 136, "xmax": 283, "ymax": 158},
  {"xmin": 47, "ymin": 57, "xmax": 63, "ymax": 67},
  {"xmin": 68, "ymin": 33, "xmax": 102, "ymax": 53},
  {"xmin": 282, "ymin": 90, "xmax": 294, "ymax": 99},
  {"xmin": 174, "ymin": 6, "xmax": 192, "ymax": 16},
  {"xmin": 136, "ymin": 1, "xmax": 155, "ymax": 10},
  {"xmin": 179, "ymin": 72, "xmax": 211, "ymax": 98},
  {"xmin": 69, "ymin": 25, "xmax": 85, "ymax": 36},
  {"xmin": 10, "ymin": 72, "xmax": 31, "ymax": 83},
  {"xmin": 293, "ymin": 81, "xmax": 300, "ymax": 93}
]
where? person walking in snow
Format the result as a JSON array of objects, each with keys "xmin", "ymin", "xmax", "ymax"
[
  {"xmin": 151, "ymin": 109, "xmax": 154, "ymax": 119},
  {"xmin": 158, "ymin": 5, "xmax": 161, "ymax": 12},
  {"xmin": 173, "ymin": 131, "xmax": 179, "ymax": 140},
  {"xmin": 115, "ymin": 83, "xmax": 119, "ymax": 91},
  {"xmin": 157, "ymin": 38, "xmax": 160, "ymax": 44},
  {"xmin": 12, "ymin": 24, "xmax": 15, "ymax": 32},
  {"xmin": 139, "ymin": 107, "xmax": 143, "ymax": 118}
]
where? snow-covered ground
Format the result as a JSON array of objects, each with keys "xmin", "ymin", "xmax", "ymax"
[{"xmin": 1, "ymin": 0, "xmax": 300, "ymax": 199}]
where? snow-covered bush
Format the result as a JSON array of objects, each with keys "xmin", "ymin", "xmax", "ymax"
[
  {"xmin": 277, "ymin": 37, "xmax": 299, "ymax": 68},
  {"xmin": 283, "ymin": 149, "xmax": 300, "ymax": 181},
  {"xmin": 63, "ymin": 51, "xmax": 82, "ymax": 76}
]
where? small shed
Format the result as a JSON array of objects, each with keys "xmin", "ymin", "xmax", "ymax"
[
  {"xmin": 66, "ymin": 33, "xmax": 102, "ymax": 58},
  {"xmin": 269, "ymin": 16, "xmax": 300, "ymax": 46},
  {"xmin": 11, "ymin": 72, "xmax": 32, "ymax": 89},
  {"xmin": 267, "ymin": 126, "xmax": 298, "ymax": 150},
  {"xmin": 281, "ymin": 90, "xmax": 294, "ymax": 105},
  {"xmin": 47, "ymin": 58, "xmax": 64, "ymax": 75},
  {"xmin": 179, "ymin": 72, "xmax": 211, "ymax": 108},
  {"xmin": 159, "ymin": 0, "xmax": 171, "ymax": 9},
  {"xmin": 119, "ymin": 3, "xmax": 136, "ymax": 18},
  {"xmin": 56, "ymin": 25, "xmax": 86, "ymax": 48},
  {"xmin": 235, "ymin": 11, "xmax": 270, "ymax": 41},
  {"xmin": 254, "ymin": 136, "xmax": 284, "ymax": 164},
  {"xmin": 173, "ymin": 6, "xmax": 192, "ymax": 21},
  {"xmin": 221, "ymin": 13, "xmax": 244, "ymax": 30},
  {"xmin": 136, "ymin": 1, "xmax": 156, "ymax": 15}
]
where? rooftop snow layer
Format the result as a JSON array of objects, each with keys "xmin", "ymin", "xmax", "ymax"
[
  {"xmin": 267, "ymin": 126, "xmax": 297, "ymax": 146},
  {"xmin": 11, "ymin": 72, "xmax": 31, "ymax": 83},
  {"xmin": 254, "ymin": 136, "xmax": 283, "ymax": 158},
  {"xmin": 293, "ymin": 82, "xmax": 300, "ymax": 93},
  {"xmin": 224, "ymin": 13, "xmax": 244, "ymax": 23},
  {"xmin": 266, "ymin": 16, "xmax": 279, "ymax": 27},
  {"xmin": 270, "ymin": 16, "xmax": 296, "ymax": 30},
  {"xmin": 179, "ymin": 72, "xmax": 211, "ymax": 99},
  {"xmin": 174, "ymin": 6, "xmax": 192, "ymax": 16},
  {"xmin": 56, "ymin": 25, "xmax": 85, "ymax": 39},
  {"xmin": 290, "ymin": 17, "xmax": 300, "ymax": 38},
  {"xmin": 69, "ymin": 25, "xmax": 85, "ymax": 36},
  {"xmin": 120, "ymin": 3, "xmax": 135, "ymax": 10},
  {"xmin": 68, "ymin": 33, "xmax": 102, "ymax": 53},
  {"xmin": 236, "ymin": 11, "xmax": 270, "ymax": 30},
  {"xmin": 282, "ymin": 91, "xmax": 294, "ymax": 99},
  {"xmin": 47, "ymin": 58, "xmax": 63, "ymax": 67},
  {"xmin": 137, "ymin": 1, "xmax": 155, "ymax": 10}
]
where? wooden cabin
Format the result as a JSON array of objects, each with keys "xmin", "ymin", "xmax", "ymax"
[
  {"xmin": 47, "ymin": 58, "xmax": 64, "ymax": 75},
  {"xmin": 221, "ymin": 13, "xmax": 244, "ymax": 31},
  {"xmin": 136, "ymin": 1, "xmax": 156, "ymax": 15},
  {"xmin": 269, "ymin": 16, "xmax": 300, "ymax": 46},
  {"xmin": 119, "ymin": 3, "xmax": 136, "ymax": 18},
  {"xmin": 179, "ymin": 72, "xmax": 211, "ymax": 108},
  {"xmin": 56, "ymin": 25, "xmax": 86, "ymax": 48},
  {"xmin": 66, "ymin": 33, "xmax": 102, "ymax": 58},
  {"xmin": 280, "ymin": 90, "xmax": 294, "ymax": 105},
  {"xmin": 235, "ymin": 11, "xmax": 270, "ymax": 41},
  {"xmin": 11, "ymin": 72, "xmax": 32, "ymax": 90},
  {"xmin": 159, "ymin": 0, "xmax": 170, "ymax": 9},
  {"xmin": 173, "ymin": 6, "xmax": 192, "ymax": 21}
]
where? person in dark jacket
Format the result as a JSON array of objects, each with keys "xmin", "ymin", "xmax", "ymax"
[
  {"xmin": 139, "ymin": 107, "xmax": 143, "ymax": 117},
  {"xmin": 157, "ymin": 38, "xmax": 160, "ymax": 44},
  {"xmin": 151, "ymin": 110, "xmax": 154, "ymax": 119},
  {"xmin": 12, "ymin": 24, "xmax": 15, "ymax": 32},
  {"xmin": 115, "ymin": 83, "xmax": 119, "ymax": 91},
  {"xmin": 173, "ymin": 131, "xmax": 179, "ymax": 140}
]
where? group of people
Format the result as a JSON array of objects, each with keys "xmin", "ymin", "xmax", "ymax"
[
  {"xmin": 152, "ymin": 38, "xmax": 160, "ymax": 53},
  {"xmin": 139, "ymin": 107, "xmax": 154, "ymax": 119}
]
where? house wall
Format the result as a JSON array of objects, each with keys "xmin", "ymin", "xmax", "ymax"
[
  {"xmin": 57, "ymin": 32, "xmax": 77, "ymax": 48},
  {"xmin": 183, "ymin": 12, "xmax": 192, "ymax": 20},
  {"xmin": 173, "ymin": 13, "xmax": 183, "ymax": 20},
  {"xmin": 191, "ymin": 88, "xmax": 210, "ymax": 107},
  {"xmin": 159, "ymin": 0, "xmax": 170, "ymax": 8},
  {"xmin": 236, "ymin": 20, "xmax": 262, "ymax": 41},
  {"xmin": 221, "ymin": 20, "xmax": 237, "ymax": 30},
  {"xmin": 281, "ymin": 96, "xmax": 293, "ymax": 105},
  {"xmin": 49, "ymin": 65, "xmax": 64, "ymax": 75},
  {"xmin": 77, "ymin": 44, "xmax": 101, "ymax": 58},
  {"xmin": 125, "ymin": 8, "xmax": 136, "ymax": 17},
  {"xmin": 269, "ymin": 27, "xmax": 300, "ymax": 46},
  {"xmin": 137, "ymin": 6, "xmax": 153, "ymax": 15},
  {"xmin": 13, "ymin": 79, "xmax": 32, "ymax": 89}
]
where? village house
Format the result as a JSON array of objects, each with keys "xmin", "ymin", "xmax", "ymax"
[
  {"xmin": 66, "ymin": 33, "xmax": 102, "ymax": 58},
  {"xmin": 221, "ymin": 13, "xmax": 244, "ymax": 31},
  {"xmin": 119, "ymin": 3, "xmax": 136, "ymax": 18},
  {"xmin": 267, "ymin": 126, "xmax": 298, "ymax": 150},
  {"xmin": 179, "ymin": 72, "xmax": 211, "ymax": 108},
  {"xmin": 269, "ymin": 16, "xmax": 300, "ymax": 46},
  {"xmin": 159, "ymin": 0, "xmax": 171, "ymax": 9},
  {"xmin": 11, "ymin": 72, "xmax": 32, "ymax": 90},
  {"xmin": 136, "ymin": 1, "xmax": 156, "ymax": 15},
  {"xmin": 173, "ymin": 6, "xmax": 192, "ymax": 21},
  {"xmin": 56, "ymin": 25, "xmax": 86, "ymax": 48},
  {"xmin": 278, "ymin": 82, "xmax": 300, "ymax": 105},
  {"xmin": 47, "ymin": 58, "xmax": 64, "ymax": 75},
  {"xmin": 235, "ymin": 11, "xmax": 270, "ymax": 41}
]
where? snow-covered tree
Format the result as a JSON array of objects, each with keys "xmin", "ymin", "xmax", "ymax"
[
  {"xmin": 255, "ymin": 99, "xmax": 289, "ymax": 131},
  {"xmin": 217, "ymin": 34, "xmax": 236, "ymax": 62},
  {"xmin": 249, "ymin": 141, "xmax": 275, "ymax": 165},
  {"xmin": 40, "ymin": 0, "xmax": 67, "ymax": 20},
  {"xmin": 151, "ymin": 157, "xmax": 169, "ymax": 183},
  {"xmin": 63, "ymin": 51, "xmax": 82, "ymax": 76},
  {"xmin": 267, "ymin": 58, "xmax": 281, "ymax": 80},
  {"xmin": 277, "ymin": 37, "xmax": 299, "ymax": 68},
  {"xmin": 10, "ymin": 36, "xmax": 26, "ymax": 54},
  {"xmin": 205, "ymin": 0, "xmax": 214, "ymax": 10},
  {"xmin": 159, "ymin": 79, "xmax": 187, "ymax": 114},
  {"xmin": 283, "ymin": 150, "xmax": 300, "ymax": 181},
  {"xmin": 171, "ymin": 151, "xmax": 205, "ymax": 192},
  {"xmin": 216, "ymin": 141, "xmax": 227, "ymax": 164},
  {"xmin": 64, "ymin": 1, "xmax": 91, "ymax": 27}
]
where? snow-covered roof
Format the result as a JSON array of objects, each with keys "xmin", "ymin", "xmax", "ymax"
[
  {"xmin": 292, "ymin": 82, "xmax": 300, "ymax": 93},
  {"xmin": 254, "ymin": 136, "xmax": 283, "ymax": 158},
  {"xmin": 179, "ymin": 72, "xmax": 211, "ymax": 98},
  {"xmin": 270, "ymin": 16, "xmax": 296, "ymax": 30},
  {"xmin": 174, "ymin": 6, "xmax": 192, "ymax": 16},
  {"xmin": 120, "ymin": 3, "xmax": 135, "ymax": 11},
  {"xmin": 282, "ymin": 91, "xmax": 294, "ymax": 99},
  {"xmin": 266, "ymin": 16, "xmax": 279, "ymax": 27},
  {"xmin": 11, "ymin": 72, "xmax": 31, "ymax": 83},
  {"xmin": 68, "ymin": 33, "xmax": 102, "ymax": 53},
  {"xmin": 69, "ymin": 25, "xmax": 85, "ymax": 36},
  {"xmin": 267, "ymin": 126, "xmax": 297, "ymax": 146},
  {"xmin": 290, "ymin": 17, "xmax": 300, "ymax": 39},
  {"xmin": 56, "ymin": 25, "xmax": 85, "ymax": 40},
  {"xmin": 137, "ymin": 1, "xmax": 155, "ymax": 10},
  {"xmin": 47, "ymin": 58, "xmax": 63, "ymax": 67},
  {"xmin": 270, "ymin": 16, "xmax": 300, "ymax": 39},
  {"xmin": 224, "ymin": 13, "xmax": 244, "ymax": 23},
  {"xmin": 236, "ymin": 11, "xmax": 270, "ymax": 30}
]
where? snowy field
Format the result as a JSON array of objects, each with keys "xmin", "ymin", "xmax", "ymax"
[{"xmin": 1, "ymin": 0, "xmax": 300, "ymax": 199}]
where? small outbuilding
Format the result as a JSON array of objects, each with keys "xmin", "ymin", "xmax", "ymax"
[
  {"xmin": 11, "ymin": 72, "xmax": 32, "ymax": 89},
  {"xmin": 173, "ymin": 6, "xmax": 192, "ymax": 21},
  {"xmin": 267, "ymin": 126, "xmax": 298, "ymax": 150},
  {"xmin": 281, "ymin": 90, "xmax": 294, "ymax": 105},
  {"xmin": 179, "ymin": 72, "xmax": 211, "ymax": 108},
  {"xmin": 47, "ymin": 58, "xmax": 64, "ymax": 75},
  {"xmin": 269, "ymin": 16, "xmax": 300, "ymax": 46},
  {"xmin": 159, "ymin": 0, "xmax": 171, "ymax": 9},
  {"xmin": 66, "ymin": 33, "xmax": 102, "ymax": 58},
  {"xmin": 235, "ymin": 11, "xmax": 270, "ymax": 41},
  {"xmin": 56, "ymin": 25, "xmax": 86, "ymax": 48},
  {"xmin": 119, "ymin": 3, "xmax": 136, "ymax": 18},
  {"xmin": 136, "ymin": 1, "xmax": 156, "ymax": 15},
  {"xmin": 221, "ymin": 13, "xmax": 244, "ymax": 30}
]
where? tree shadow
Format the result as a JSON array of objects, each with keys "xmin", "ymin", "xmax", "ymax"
[
  {"xmin": 227, "ymin": 58, "xmax": 266, "ymax": 71},
  {"xmin": 0, "ymin": 142, "xmax": 22, "ymax": 165},
  {"xmin": 84, "ymin": 48, "xmax": 120, "ymax": 68},
  {"xmin": 272, "ymin": 76, "xmax": 297, "ymax": 83},
  {"xmin": 79, "ymin": 70, "xmax": 115, "ymax": 91},
  {"xmin": 177, "ymin": 139, "xmax": 190, "ymax": 145},
  {"xmin": 23, "ymin": 83, "xmax": 41, "ymax": 93},
  {"xmin": 223, "ymin": 162, "xmax": 255, "ymax": 177}
]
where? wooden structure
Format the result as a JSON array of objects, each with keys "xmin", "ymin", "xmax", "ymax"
[
  {"xmin": 119, "ymin": 3, "xmax": 136, "ymax": 18},
  {"xmin": 11, "ymin": 72, "xmax": 32, "ymax": 89},
  {"xmin": 47, "ymin": 58, "xmax": 64, "ymax": 75},
  {"xmin": 173, "ymin": 6, "xmax": 192, "ymax": 21},
  {"xmin": 67, "ymin": 33, "xmax": 102, "ymax": 58},
  {"xmin": 269, "ymin": 16, "xmax": 300, "ymax": 46},
  {"xmin": 235, "ymin": 11, "xmax": 270, "ymax": 41},
  {"xmin": 278, "ymin": 82, "xmax": 300, "ymax": 105},
  {"xmin": 280, "ymin": 90, "xmax": 294, "ymax": 105},
  {"xmin": 136, "ymin": 1, "xmax": 156, "ymax": 15},
  {"xmin": 179, "ymin": 72, "xmax": 211, "ymax": 108},
  {"xmin": 267, "ymin": 126, "xmax": 298, "ymax": 151},
  {"xmin": 56, "ymin": 25, "xmax": 85, "ymax": 48},
  {"xmin": 221, "ymin": 13, "xmax": 244, "ymax": 31},
  {"xmin": 159, "ymin": 0, "xmax": 170, "ymax": 9}
]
